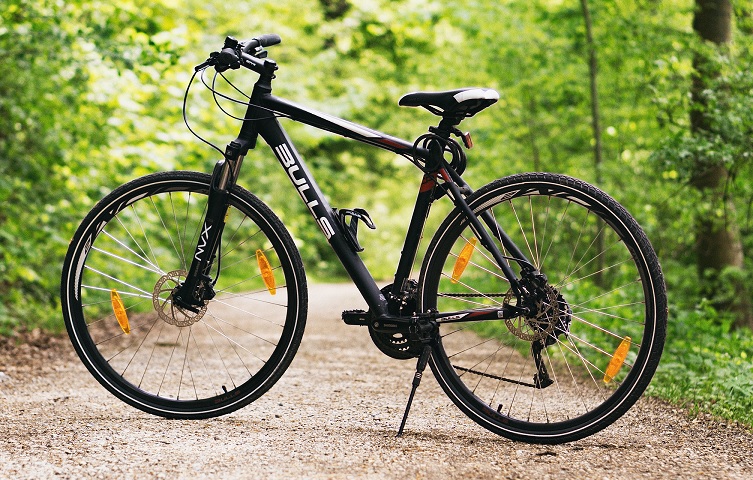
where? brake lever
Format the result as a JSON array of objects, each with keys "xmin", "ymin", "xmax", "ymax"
[
  {"xmin": 194, "ymin": 51, "xmax": 219, "ymax": 72},
  {"xmin": 215, "ymin": 47, "xmax": 241, "ymax": 72}
]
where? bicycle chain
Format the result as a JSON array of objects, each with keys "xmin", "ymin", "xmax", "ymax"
[{"xmin": 440, "ymin": 292, "xmax": 508, "ymax": 298}]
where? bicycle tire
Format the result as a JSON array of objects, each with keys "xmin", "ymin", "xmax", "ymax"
[
  {"xmin": 419, "ymin": 172, "xmax": 667, "ymax": 443},
  {"xmin": 61, "ymin": 171, "xmax": 307, "ymax": 419}
]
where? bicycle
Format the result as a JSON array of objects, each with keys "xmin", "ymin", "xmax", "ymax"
[{"xmin": 61, "ymin": 34, "xmax": 667, "ymax": 444}]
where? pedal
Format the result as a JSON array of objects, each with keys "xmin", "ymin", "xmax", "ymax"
[{"xmin": 342, "ymin": 309, "xmax": 370, "ymax": 326}]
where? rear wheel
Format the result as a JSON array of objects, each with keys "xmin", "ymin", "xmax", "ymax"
[
  {"xmin": 61, "ymin": 171, "xmax": 307, "ymax": 418},
  {"xmin": 420, "ymin": 173, "xmax": 666, "ymax": 443}
]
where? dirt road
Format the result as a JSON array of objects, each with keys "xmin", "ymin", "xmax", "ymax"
[{"xmin": 2, "ymin": 284, "xmax": 752, "ymax": 479}]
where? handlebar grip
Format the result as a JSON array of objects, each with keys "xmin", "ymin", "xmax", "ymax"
[{"xmin": 241, "ymin": 34, "xmax": 282, "ymax": 53}]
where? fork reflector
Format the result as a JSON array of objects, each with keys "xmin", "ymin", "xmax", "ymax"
[
  {"xmin": 110, "ymin": 289, "xmax": 131, "ymax": 335},
  {"xmin": 256, "ymin": 249, "xmax": 277, "ymax": 295}
]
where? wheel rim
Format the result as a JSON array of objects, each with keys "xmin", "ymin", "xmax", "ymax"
[
  {"xmin": 422, "ymin": 176, "xmax": 664, "ymax": 440},
  {"xmin": 64, "ymin": 176, "xmax": 303, "ymax": 415}
]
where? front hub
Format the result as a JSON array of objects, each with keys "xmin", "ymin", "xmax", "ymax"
[{"xmin": 153, "ymin": 270, "xmax": 207, "ymax": 327}]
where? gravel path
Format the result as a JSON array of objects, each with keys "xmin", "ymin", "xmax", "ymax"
[{"xmin": 2, "ymin": 283, "xmax": 752, "ymax": 479}]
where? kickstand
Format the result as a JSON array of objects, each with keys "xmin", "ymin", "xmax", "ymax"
[{"xmin": 397, "ymin": 345, "xmax": 432, "ymax": 437}]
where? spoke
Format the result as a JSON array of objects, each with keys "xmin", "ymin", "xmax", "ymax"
[
  {"xmin": 528, "ymin": 195, "xmax": 540, "ymax": 269},
  {"xmin": 207, "ymin": 312, "xmax": 254, "ymax": 378},
  {"xmin": 566, "ymin": 334, "xmax": 614, "ymax": 403},
  {"xmin": 539, "ymin": 200, "xmax": 570, "ymax": 271},
  {"xmin": 207, "ymin": 311, "xmax": 279, "ymax": 347},
  {"xmin": 457, "ymin": 232, "xmax": 514, "ymax": 283},
  {"xmin": 214, "ymin": 289, "xmax": 289, "ymax": 309},
  {"xmin": 557, "ymin": 258, "xmax": 634, "ymax": 290},
  {"xmin": 210, "ymin": 298, "xmax": 286, "ymax": 328},
  {"xmin": 101, "ymin": 315, "xmax": 160, "ymax": 365},
  {"xmin": 554, "ymin": 338, "xmax": 591, "ymax": 414},
  {"xmin": 449, "ymin": 248, "xmax": 510, "ymax": 283},
  {"xmin": 571, "ymin": 305, "xmax": 646, "ymax": 330},
  {"xmin": 221, "ymin": 226, "xmax": 264, "ymax": 258},
  {"xmin": 565, "ymin": 331, "xmax": 635, "ymax": 370},
  {"xmin": 446, "ymin": 336, "xmax": 500, "ymax": 360},
  {"xmin": 137, "ymin": 320, "xmax": 168, "ymax": 389},
  {"xmin": 101, "ymin": 230, "xmax": 165, "ymax": 276},
  {"xmin": 178, "ymin": 327, "xmax": 194, "ymax": 400},
  {"xmin": 509, "ymin": 198, "xmax": 537, "ymax": 265},
  {"xmin": 150, "ymin": 196, "xmax": 184, "ymax": 274},
  {"xmin": 129, "ymin": 203, "xmax": 162, "ymax": 274},
  {"xmin": 81, "ymin": 284, "xmax": 153, "ymax": 301},
  {"xmin": 562, "ymin": 209, "xmax": 591, "ymax": 285},
  {"xmin": 203, "ymin": 316, "xmax": 269, "ymax": 368},
  {"xmin": 569, "ymin": 278, "xmax": 643, "ymax": 308},
  {"xmin": 169, "ymin": 192, "xmax": 188, "ymax": 272},
  {"xmin": 569, "ymin": 313, "xmax": 643, "ymax": 347},
  {"xmin": 190, "ymin": 325, "xmax": 218, "ymax": 397},
  {"xmin": 91, "ymin": 246, "xmax": 163, "ymax": 276},
  {"xmin": 202, "ymin": 316, "xmax": 238, "ymax": 390},
  {"xmin": 535, "ymin": 195, "xmax": 553, "ymax": 270},
  {"xmin": 83, "ymin": 266, "xmax": 153, "ymax": 298},
  {"xmin": 158, "ymin": 327, "xmax": 183, "ymax": 396},
  {"xmin": 557, "ymin": 221, "xmax": 609, "ymax": 287}
]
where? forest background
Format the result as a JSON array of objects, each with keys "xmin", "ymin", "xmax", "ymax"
[{"xmin": 2, "ymin": 0, "xmax": 753, "ymax": 426}]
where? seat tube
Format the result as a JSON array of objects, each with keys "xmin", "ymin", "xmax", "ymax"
[{"xmin": 391, "ymin": 174, "xmax": 436, "ymax": 297}]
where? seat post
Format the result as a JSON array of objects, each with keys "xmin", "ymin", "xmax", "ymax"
[{"xmin": 431, "ymin": 117, "xmax": 462, "ymax": 138}]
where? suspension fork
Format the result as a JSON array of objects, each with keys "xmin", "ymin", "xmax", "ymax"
[{"xmin": 173, "ymin": 141, "xmax": 246, "ymax": 311}]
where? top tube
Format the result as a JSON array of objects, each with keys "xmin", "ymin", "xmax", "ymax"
[{"xmin": 260, "ymin": 95, "xmax": 419, "ymax": 156}]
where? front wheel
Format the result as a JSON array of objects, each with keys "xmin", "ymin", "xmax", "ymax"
[
  {"xmin": 419, "ymin": 173, "xmax": 667, "ymax": 443},
  {"xmin": 61, "ymin": 171, "xmax": 307, "ymax": 418}
]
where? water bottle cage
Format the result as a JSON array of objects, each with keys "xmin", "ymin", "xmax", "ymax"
[{"xmin": 334, "ymin": 208, "xmax": 376, "ymax": 252}]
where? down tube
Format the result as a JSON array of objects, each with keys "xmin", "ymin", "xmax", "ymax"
[{"xmin": 257, "ymin": 117, "xmax": 389, "ymax": 316}]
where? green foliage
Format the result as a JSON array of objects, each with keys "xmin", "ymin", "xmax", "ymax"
[
  {"xmin": 648, "ymin": 303, "xmax": 753, "ymax": 426},
  {"xmin": 652, "ymin": 50, "xmax": 753, "ymax": 182},
  {"xmin": 4, "ymin": 0, "xmax": 753, "ymax": 426},
  {"xmin": 0, "ymin": 0, "xmax": 182, "ymax": 333}
]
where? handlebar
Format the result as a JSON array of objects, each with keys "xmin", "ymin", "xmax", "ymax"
[
  {"xmin": 242, "ymin": 34, "xmax": 281, "ymax": 53},
  {"xmin": 194, "ymin": 34, "xmax": 282, "ymax": 73}
]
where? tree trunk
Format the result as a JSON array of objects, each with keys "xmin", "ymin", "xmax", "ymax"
[
  {"xmin": 580, "ymin": 0, "xmax": 605, "ymax": 286},
  {"xmin": 691, "ymin": 0, "xmax": 753, "ymax": 328},
  {"xmin": 579, "ymin": 0, "xmax": 603, "ymax": 185}
]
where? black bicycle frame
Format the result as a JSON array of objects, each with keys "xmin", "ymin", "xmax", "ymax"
[{"xmin": 181, "ymin": 56, "xmax": 533, "ymax": 322}]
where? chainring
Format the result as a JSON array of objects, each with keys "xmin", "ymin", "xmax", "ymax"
[{"xmin": 368, "ymin": 283, "xmax": 424, "ymax": 360}]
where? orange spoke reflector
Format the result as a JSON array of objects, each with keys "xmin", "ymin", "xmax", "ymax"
[
  {"xmin": 256, "ymin": 249, "xmax": 277, "ymax": 295},
  {"xmin": 110, "ymin": 289, "xmax": 131, "ymax": 335},
  {"xmin": 603, "ymin": 336, "xmax": 631, "ymax": 383},
  {"xmin": 451, "ymin": 237, "xmax": 478, "ymax": 283}
]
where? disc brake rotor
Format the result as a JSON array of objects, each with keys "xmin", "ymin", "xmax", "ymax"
[
  {"xmin": 152, "ymin": 269, "xmax": 207, "ymax": 327},
  {"xmin": 504, "ymin": 286, "xmax": 563, "ymax": 342}
]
